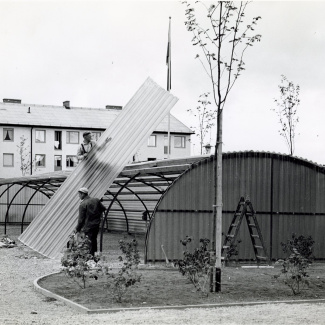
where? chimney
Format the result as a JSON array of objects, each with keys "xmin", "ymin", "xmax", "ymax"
[
  {"xmin": 63, "ymin": 101, "xmax": 70, "ymax": 109},
  {"xmin": 105, "ymin": 105, "xmax": 122, "ymax": 110},
  {"xmin": 28, "ymin": 107, "xmax": 31, "ymax": 113},
  {"xmin": 3, "ymin": 98, "xmax": 21, "ymax": 104}
]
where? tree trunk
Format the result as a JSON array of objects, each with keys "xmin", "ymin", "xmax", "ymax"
[{"xmin": 214, "ymin": 109, "xmax": 223, "ymax": 292}]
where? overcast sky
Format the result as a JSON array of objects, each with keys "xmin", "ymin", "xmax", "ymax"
[{"xmin": 1, "ymin": 1, "xmax": 325, "ymax": 164}]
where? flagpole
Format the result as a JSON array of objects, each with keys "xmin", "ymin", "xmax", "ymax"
[{"xmin": 167, "ymin": 17, "xmax": 171, "ymax": 159}]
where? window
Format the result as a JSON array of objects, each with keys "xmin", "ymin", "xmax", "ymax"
[
  {"xmin": 54, "ymin": 155, "xmax": 62, "ymax": 171},
  {"xmin": 54, "ymin": 131, "xmax": 62, "ymax": 149},
  {"xmin": 66, "ymin": 155, "xmax": 78, "ymax": 167},
  {"xmin": 92, "ymin": 132, "xmax": 101, "ymax": 141},
  {"xmin": 66, "ymin": 131, "xmax": 79, "ymax": 144},
  {"xmin": 174, "ymin": 136, "xmax": 186, "ymax": 148},
  {"xmin": 3, "ymin": 153, "xmax": 14, "ymax": 167},
  {"xmin": 164, "ymin": 135, "xmax": 170, "ymax": 154},
  {"xmin": 148, "ymin": 135, "xmax": 156, "ymax": 147},
  {"xmin": 35, "ymin": 130, "xmax": 46, "ymax": 143},
  {"xmin": 35, "ymin": 154, "xmax": 45, "ymax": 167},
  {"xmin": 3, "ymin": 128, "xmax": 14, "ymax": 141}
]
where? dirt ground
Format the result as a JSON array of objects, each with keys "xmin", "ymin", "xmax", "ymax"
[
  {"xmin": 40, "ymin": 261, "xmax": 325, "ymax": 310},
  {"xmin": 1, "ymin": 225, "xmax": 325, "ymax": 325}
]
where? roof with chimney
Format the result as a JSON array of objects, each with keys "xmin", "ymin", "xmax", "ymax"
[{"xmin": 0, "ymin": 99, "xmax": 194, "ymax": 134}]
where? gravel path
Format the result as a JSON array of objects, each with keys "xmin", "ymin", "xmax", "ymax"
[{"xmin": 0, "ymin": 239, "xmax": 325, "ymax": 324}]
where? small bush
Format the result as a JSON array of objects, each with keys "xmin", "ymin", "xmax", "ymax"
[
  {"xmin": 281, "ymin": 233, "xmax": 314, "ymax": 262},
  {"xmin": 106, "ymin": 238, "xmax": 142, "ymax": 302},
  {"xmin": 61, "ymin": 233, "xmax": 104, "ymax": 289},
  {"xmin": 276, "ymin": 233, "xmax": 315, "ymax": 295},
  {"xmin": 174, "ymin": 236, "xmax": 211, "ymax": 296}
]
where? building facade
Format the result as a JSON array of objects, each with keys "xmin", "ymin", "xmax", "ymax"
[{"xmin": 0, "ymin": 99, "xmax": 193, "ymax": 178}]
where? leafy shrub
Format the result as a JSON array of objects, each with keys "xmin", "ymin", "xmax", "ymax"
[
  {"xmin": 106, "ymin": 238, "xmax": 141, "ymax": 302},
  {"xmin": 174, "ymin": 236, "xmax": 211, "ymax": 296},
  {"xmin": 276, "ymin": 233, "xmax": 315, "ymax": 295},
  {"xmin": 281, "ymin": 233, "xmax": 314, "ymax": 262},
  {"xmin": 61, "ymin": 233, "xmax": 104, "ymax": 289}
]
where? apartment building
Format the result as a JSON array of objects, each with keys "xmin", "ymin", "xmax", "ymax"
[{"xmin": 0, "ymin": 99, "xmax": 193, "ymax": 178}]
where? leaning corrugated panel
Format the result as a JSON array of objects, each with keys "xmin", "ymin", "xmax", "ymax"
[{"xmin": 19, "ymin": 77, "xmax": 178, "ymax": 259}]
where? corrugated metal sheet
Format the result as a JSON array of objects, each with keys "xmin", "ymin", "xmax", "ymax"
[
  {"xmin": 18, "ymin": 78, "xmax": 178, "ymax": 258},
  {"xmin": 146, "ymin": 152, "xmax": 325, "ymax": 262}
]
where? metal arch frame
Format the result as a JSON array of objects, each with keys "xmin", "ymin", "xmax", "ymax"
[
  {"xmin": 98, "ymin": 171, "xmax": 191, "ymax": 254},
  {"xmin": 99, "ymin": 173, "xmax": 140, "ymax": 251},
  {"xmin": 118, "ymin": 175, "xmax": 166, "ymax": 194},
  {"xmin": 102, "ymin": 191, "xmax": 128, "ymax": 232},
  {"xmin": 146, "ymin": 172, "xmax": 176, "ymax": 187},
  {"xmin": 0, "ymin": 184, "xmax": 16, "ymax": 233},
  {"xmin": 0, "ymin": 183, "xmax": 17, "ymax": 200},
  {"xmin": 20, "ymin": 181, "xmax": 51, "ymax": 233},
  {"xmin": 101, "ymin": 173, "xmax": 171, "ymax": 229},
  {"xmin": 1, "ymin": 181, "xmax": 57, "ymax": 234},
  {"xmin": 26, "ymin": 182, "xmax": 57, "ymax": 196},
  {"xmin": 37, "ymin": 181, "xmax": 64, "ymax": 196},
  {"xmin": 28, "ymin": 181, "xmax": 63, "ymax": 198},
  {"xmin": 144, "ymin": 158, "xmax": 207, "ymax": 262},
  {"xmin": 104, "ymin": 172, "xmax": 174, "ymax": 227},
  {"xmin": 4, "ymin": 181, "xmax": 32, "ymax": 234},
  {"xmin": 0, "ymin": 183, "xmax": 17, "ymax": 205},
  {"xmin": 1, "ymin": 181, "xmax": 58, "ymax": 200},
  {"xmin": 112, "ymin": 182, "xmax": 153, "ymax": 219}
]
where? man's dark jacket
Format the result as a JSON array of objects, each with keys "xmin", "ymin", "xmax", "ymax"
[{"xmin": 76, "ymin": 196, "xmax": 106, "ymax": 233}]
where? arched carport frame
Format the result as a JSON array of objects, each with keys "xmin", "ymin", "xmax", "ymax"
[{"xmin": 0, "ymin": 158, "xmax": 200, "ymax": 249}]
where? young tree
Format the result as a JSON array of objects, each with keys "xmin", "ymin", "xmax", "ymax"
[
  {"xmin": 16, "ymin": 135, "xmax": 36, "ymax": 176},
  {"xmin": 273, "ymin": 75, "xmax": 300, "ymax": 156},
  {"xmin": 183, "ymin": 1, "xmax": 261, "ymax": 291},
  {"xmin": 187, "ymin": 93, "xmax": 217, "ymax": 154}
]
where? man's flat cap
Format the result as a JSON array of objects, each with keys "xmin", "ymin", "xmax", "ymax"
[{"xmin": 78, "ymin": 187, "xmax": 89, "ymax": 194}]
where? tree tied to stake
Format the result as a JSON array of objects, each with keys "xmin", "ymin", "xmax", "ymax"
[{"xmin": 183, "ymin": 1, "xmax": 262, "ymax": 291}]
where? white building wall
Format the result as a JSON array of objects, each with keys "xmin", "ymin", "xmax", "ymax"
[
  {"xmin": 135, "ymin": 133, "xmax": 191, "ymax": 162},
  {"xmin": 1, "ymin": 126, "xmax": 31, "ymax": 178},
  {"xmin": 1, "ymin": 127, "xmax": 192, "ymax": 178}
]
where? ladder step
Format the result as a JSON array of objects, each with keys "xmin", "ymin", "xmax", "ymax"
[
  {"xmin": 248, "ymin": 224, "xmax": 256, "ymax": 227},
  {"xmin": 256, "ymin": 256, "xmax": 267, "ymax": 260},
  {"xmin": 254, "ymin": 245, "xmax": 263, "ymax": 249},
  {"xmin": 231, "ymin": 223, "xmax": 238, "ymax": 227},
  {"xmin": 251, "ymin": 235, "xmax": 260, "ymax": 238},
  {"xmin": 223, "ymin": 245, "xmax": 230, "ymax": 249},
  {"xmin": 227, "ymin": 235, "xmax": 235, "ymax": 238}
]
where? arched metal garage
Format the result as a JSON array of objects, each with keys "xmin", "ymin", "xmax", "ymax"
[{"xmin": 145, "ymin": 151, "xmax": 325, "ymax": 262}]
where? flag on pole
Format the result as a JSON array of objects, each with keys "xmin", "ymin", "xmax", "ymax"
[
  {"xmin": 166, "ymin": 17, "xmax": 171, "ymax": 91},
  {"xmin": 166, "ymin": 17, "xmax": 172, "ymax": 157}
]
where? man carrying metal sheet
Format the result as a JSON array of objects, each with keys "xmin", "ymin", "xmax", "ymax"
[
  {"xmin": 74, "ymin": 187, "xmax": 106, "ymax": 256},
  {"xmin": 77, "ymin": 131, "xmax": 96, "ymax": 162}
]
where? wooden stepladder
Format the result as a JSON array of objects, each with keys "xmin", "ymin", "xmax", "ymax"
[{"xmin": 222, "ymin": 197, "xmax": 268, "ymax": 265}]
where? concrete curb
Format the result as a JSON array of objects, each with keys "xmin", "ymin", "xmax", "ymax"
[
  {"xmin": 34, "ymin": 272, "xmax": 325, "ymax": 315},
  {"xmin": 34, "ymin": 272, "xmax": 89, "ymax": 314}
]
